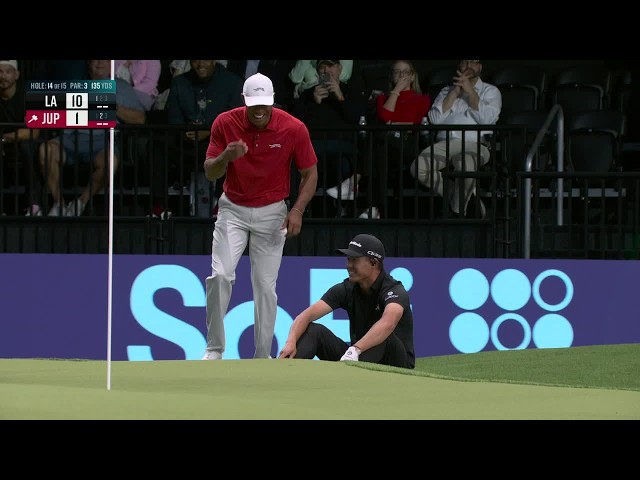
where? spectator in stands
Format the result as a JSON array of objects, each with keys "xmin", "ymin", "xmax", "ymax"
[
  {"xmin": 154, "ymin": 60, "xmax": 232, "ymax": 113},
  {"xmin": 289, "ymin": 60, "xmax": 354, "ymax": 100},
  {"xmin": 278, "ymin": 233, "xmax": 415, "ymax": 369},
  {"xmin": 0, "ymin": 60, "xmax": 43, "ymax": 216},
  {"xmin": 363, "ymin": 60, "xmax": 432, "ymax": 219},
  {"xmin": 149, "ymin": 60, "xmax": 244, "ymax": 217},
  {"xmin": 410, "ymin": 59, "xmax": 501, "ymax": 218},
  {"xmin": 38, "ymin": 60, "xmax": 146, "ymax": 216},
  {"xmin": 291, "ymin": 60, "xmax": 366, "ymax": 210},
  {"xmin": 226, "ymin": 60, "xmax": 297, "ymax": 111},
  {"xmin": 151, "ymin": 60, "xmax": 191, "ymax": 113},
  {"xmin": 167, "ymin": 60, "xmax": 189, "ymax": 77},
  {"xmin": 114, "ymin": 60, "xmax": 161, "ymax": 112}
]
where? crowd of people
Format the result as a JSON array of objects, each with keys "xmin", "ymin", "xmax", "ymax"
[{"xmin": 2, "ymin": 59, "xmax": 504, "ymax": 219}]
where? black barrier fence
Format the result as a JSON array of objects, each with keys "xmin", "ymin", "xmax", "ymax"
[{"xmin": 2, "ymin": 120, "xmax": 640, "ymax": 259}]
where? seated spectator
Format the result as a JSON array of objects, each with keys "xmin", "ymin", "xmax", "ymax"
[
  {"xmin": 151, "ymin": 59, "xmax": 191, "ymax": 113},
  {"xmin": 0, "ymin": 60, "xmax": 44, "ymax": 216},
  {"xmin": 289, "ymin": 60, "xmax": 354, "ymax": 100},
  {"xmin": 409, "ymin": 59, "xmax": 501, "ymax": 218},
  {"xmin": 226, "ymin": 60, "xmax": 297, "ymax": 111},
  {"xmin": 291, "ymin": 60, "xmax": 366, "ymax": 211},
  {"xmin": 114, "ymin": 60, "xmax": 161, "ymax": 111},
  {"xmin": 153, "ymin": 60, "xmax": 232, "ymax": 113},
  {"xmin": 150, "ymin": 60, "xmax": 243, "ymax": 216},
  {"xmin": 167, "ymin": 60, "xmax": 193, "ymax": 79},
  {"xmin": 364, "ymin": 59, "xmax": 432, "ymax": 219},
  {"xmin": 37, "ymin": 60, "xmax": 146, "ymax": 216}
]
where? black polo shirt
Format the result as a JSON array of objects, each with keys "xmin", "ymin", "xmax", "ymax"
[{"xmin": 321, "ymin": 270, "xmax": 415, "ymax": 366}]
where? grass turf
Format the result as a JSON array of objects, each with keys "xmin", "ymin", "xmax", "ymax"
[
  {"xmin": 1, "ymin": 344, "xmax": 639, "ymax": 419},
  {"xmin": 355, "ymin": 343, "xmax": 640, "ymax": 392}
]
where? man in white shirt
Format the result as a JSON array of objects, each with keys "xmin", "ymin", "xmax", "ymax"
[{"xmin": 410, "ymin": 60, "xmax": 501, "ymax": 218}]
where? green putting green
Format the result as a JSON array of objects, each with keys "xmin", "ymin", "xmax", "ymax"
[{"xmin": 1, "ymin": 354, "xmax": 638, "ymax": 419}]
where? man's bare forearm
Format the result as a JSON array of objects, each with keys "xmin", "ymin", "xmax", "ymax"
[
  {"xmin": 203, "ymin": 140, "xmax": 249, "ymax": 181},
  {"xmin": 203, "ymin": 152, "xmax": 231, "ymax": 181},
  {"xmin": 291, "ymin": 166, "xmax": 318, "ymax": 213}
]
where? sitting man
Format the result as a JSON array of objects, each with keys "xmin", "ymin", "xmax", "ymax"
[
  {"xmin": 410, "ymin": 59, "xmax": 501, "ymax": 218},
  {"xmin": 38, "ymin": 60, "xmax": 146, "ymax": 216},
  {"xmin": 278, "ymin": 233, "xmax": 415, "ymax": 369}
]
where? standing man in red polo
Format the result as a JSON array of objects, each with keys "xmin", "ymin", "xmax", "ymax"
[{"xmin": 202, "ymin": 73, "xmax": 318, "ymax": 360}]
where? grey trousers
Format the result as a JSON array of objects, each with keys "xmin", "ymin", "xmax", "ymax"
[
  {"xmin": 410, "ymin": 140, "xmax": 490, "ymax": 214},
  {"xmin": 204, "ymin": 193, "xmax": 287, "ymax": 358}
]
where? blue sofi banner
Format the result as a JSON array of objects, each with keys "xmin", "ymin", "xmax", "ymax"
[{"xmin": 1, "ymin": 254, "xmax": 639, "ymax": 360}]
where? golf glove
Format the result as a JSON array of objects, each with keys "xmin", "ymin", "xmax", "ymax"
[{"xmin": 340, "ymin": 346, "xmax": 360, "ymax": 362}]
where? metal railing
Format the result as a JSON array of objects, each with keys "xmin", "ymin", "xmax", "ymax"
[
  {"xmin": 523, "ymin": 104, "xmax": 564, "ymax": 258},
  {"xmin": 2, "ymin": 120, "xmax": 639, "ymax": 259}
]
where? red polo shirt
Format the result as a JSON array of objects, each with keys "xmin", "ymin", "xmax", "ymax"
[{"xmin": 206, "ymin": 106, "xmax": 318, "ymax": 207}]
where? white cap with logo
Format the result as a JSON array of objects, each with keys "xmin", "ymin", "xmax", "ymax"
[{"xmin": 242, "ymin": 73, "xmax": 274, "ymax": 107}]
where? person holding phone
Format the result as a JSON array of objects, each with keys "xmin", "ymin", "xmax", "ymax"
[
  {"xmin": 288, "ymin": 60, "xmax": 354, "ymax": 99},
  {"xmin": 318, "ymin": 71, "xmax": 331, "ymax": 86},
  {"xmin": 311, "ymin": 60, "xmax": 348, "ymax": 104},
  {"xmin": 291, "ymin": 60, "xmax": 367, "ymax": 215}
]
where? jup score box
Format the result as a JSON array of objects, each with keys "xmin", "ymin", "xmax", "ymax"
[{"xmin": 24, "ymin": 109, "xmax": 114, "ymax": 128}]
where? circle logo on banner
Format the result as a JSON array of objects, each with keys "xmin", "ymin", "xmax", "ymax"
[{"xmin": 448, "ymin": 268, "xmax": 574, "ymax": 354}]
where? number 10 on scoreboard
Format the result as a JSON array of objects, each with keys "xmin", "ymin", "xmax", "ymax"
[{"xmin": 66, "ymin": 93, "xmax": 89, "ymax": 127}]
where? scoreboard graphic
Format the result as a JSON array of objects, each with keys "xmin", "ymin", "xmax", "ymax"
[{"xmin": 25, "ymin": 80, "xmax": 117, "ymax": 129}]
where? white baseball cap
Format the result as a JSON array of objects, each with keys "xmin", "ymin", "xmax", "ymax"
[
  {"xmin": 242, "ymin": 73, "xmax": 274, "ymax": 107},
  {"xmin": 0, "ymin": 60, "xmax": 18, "ymax": 69}
]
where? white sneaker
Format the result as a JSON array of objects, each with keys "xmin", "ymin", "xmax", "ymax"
[
  {"xmin": 202, "ymin": 350, "xmax": 222, "ymax": 360},
  {"xmin": 64, "ymin": 199, "xmax": 86, "ymax": 217},
  {"xmin": 48, "ymin": 203, "xmax": 62, "ymax": 216},
  {"xmin": 326, "ymin": 174, "xmax": 361, "ymax": 200},
  {"xmin": 358, "ymin": 206, "xmax": 380, "ymax": 219}
]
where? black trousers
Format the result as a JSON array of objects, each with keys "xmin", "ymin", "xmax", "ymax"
[
  {"xmin": 295, "ymin": 322, "xmax": 411, "ymax": 369},
  {"xmin": 148, "ymin": 134, "xmax": 221, "ymax": 207},
  {"xmin": 1, "ymin": 138, "xmax": 44, "ymax": 210},
  {"xmin": 312, "ymin": 138, "xmax": 356, "ymax": 189},
  {"xmin": 365, "ymin": 131, "xmax": 424, "ymax": 215}
]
